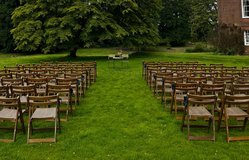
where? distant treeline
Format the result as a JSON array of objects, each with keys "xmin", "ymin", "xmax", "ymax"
[{"xmin": 0, "ymin": 0, "xmax": 217, "ymax": 56}]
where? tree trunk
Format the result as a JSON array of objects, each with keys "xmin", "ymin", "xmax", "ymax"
[{"xmin": 69, "ymin": 47, "xmax": 77, "ymax": 58}]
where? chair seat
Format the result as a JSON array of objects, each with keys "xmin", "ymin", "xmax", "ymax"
[
  {"xmin": 36, "ymin": 88, "xmax": 46, "ymax": 94},
  {"xmin": 189, "ymin": 107, "xmax": 212, "ymax": 117},
  {"xmin": 31, "ymin": 108, "xmax": 57, "ymax": 119},
  {"xmin": 20, "ymin": 96, "xmax": 27, "ymax": 104},
  {"xmin": 226, "ymin": 107, "xmax": 248, "ymax": 117},
  {"xmin": 0, "ymin": 108, "xmax": 18, "ymax": 119}
]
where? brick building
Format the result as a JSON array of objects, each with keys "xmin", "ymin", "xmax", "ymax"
[{"xmin": 218, "ymin": 0, "xmax": 249, "ymax": 53}]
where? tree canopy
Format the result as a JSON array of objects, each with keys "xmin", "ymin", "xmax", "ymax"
[
  {"xmin": 11, "ymin": 0, "xmax": 161, "ymax": 56},
  {"xmin": 159, "ymin": 0, "xmax": 192, "ymax": 46},
  {"xmin": 0, "ymin": 0, "xmax": 219, "ymax": 55},
  {"xmin": 189, "ymin": 0, "xmax": 217, "ymax": 41},
  {"xmin": 0, "ymin": 0, "xmax": 19, "ymax": 52}
]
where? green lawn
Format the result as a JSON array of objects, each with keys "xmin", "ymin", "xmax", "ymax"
[{"xmin": 1, "ymin": 49, "xmax": 249, "ymax": 159}]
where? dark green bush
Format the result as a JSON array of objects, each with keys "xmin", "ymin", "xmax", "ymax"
[
  {"xmin": 210, "ymin": 24, "xmax": 245, "ymax": 55},
  {"xmin": 185, "ymin": 42, "xmax": 215, "ymax": 53}
]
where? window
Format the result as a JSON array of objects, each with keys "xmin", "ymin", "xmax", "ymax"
[
  {"xmin": 242, "ymin": 0, "xmax": 249, "ymax": 18},
  {"xmin": 244, "ymin": 31, "xmax": 249, "ymax": 46}
]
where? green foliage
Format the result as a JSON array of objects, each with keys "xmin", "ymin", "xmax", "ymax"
[
  {"xmin": 185, "ymin": 42, "xmax": 215, "ymax": 53},
  {"xmin": 210, "ymin": 24, "xmax": 245, "ymax": 55},
  {"xmin": 190, "ymin": 0, "xmax": 217, "ymax": 41},
  {"xmin": 11, "ymin": 0, "xmax": 162, "ymax": 55},
  {"xmin": 159, "ymin": 0, "xmax": 191, "ymax": 46},
  {"xmin": 0, "ymin": 0, "xmax": 19, "ymax": 52}
]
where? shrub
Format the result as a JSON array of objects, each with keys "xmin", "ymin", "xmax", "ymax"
[
  {"xmin": 209, "ymin": 24, "xmax": 245, "ymax": 55},
  {"xmin": 185, "ymin": 42, "xmax": 215, "ymax": 53}
]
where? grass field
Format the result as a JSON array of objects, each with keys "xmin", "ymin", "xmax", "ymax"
[{"xmin": 1, "ymin": 49, "xmax": 249, "ymax": 159}]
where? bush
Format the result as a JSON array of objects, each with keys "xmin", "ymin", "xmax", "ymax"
[
  {"xmin": 185, "ymin": 42, "xmax": 215, "ymax": 53},
  {"xmin": 209, "ymin": 24, "xmax": 245, "ymax": 55}
]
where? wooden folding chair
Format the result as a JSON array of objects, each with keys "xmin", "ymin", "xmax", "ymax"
[
  {"xmin": 0, "ymin": 96, "xmax": 25, "ymax": 142},
  {"xmin": 27, "ymin": 95, "xmax": 60, "ymax": 143},
  {"xmin": 162, "ymin": 77, "xmax": 184, "ymax": 110},
  {"xmin": 1, "ymin": 78, "xmax": 24, "ymax": 86},
  {"xmin": 213, "ymin": 76, "xmax": 234, "ymax": 94},
  {"xmin": 153, "ymin": 72, "xmax": 173, "ymax": 97},
  {"xmin": 56, "ymin": 78, "xmax": 79, "ymax": 105},
  {"xmin": 171, "ymin": 82, "xmax": 198, "ymax": 116},
  {"xmin": 200, "ymin": 83, "xmax": 225, "ymax": 113},
  {"xmin": 64, "ymin": 73, "xmax": 85, "ymax": 97},
  {"xmin": 182, "ymin": 94, "xmax": 217, "ymax": 141},
  {"xmin": 218, "ymin": 94, "xmax": 249, "ymax": 142},
  {"xmin": 10, "ymin": 85, "xmax": 37, "ymax": 106},
  {"xmin": 0, "ymin": 85, "xmax": 9, "ymax": 98},
  {"xmin": 46, "ymin": 84, "xmax": 72, "ymax": 121},
  {"xmin": 232, "ymin": 83, "xmax": 249, "ymax": 95},
  {"xmin": 27, "ymin": 77, "xmax": 48, "ymax": 95}
]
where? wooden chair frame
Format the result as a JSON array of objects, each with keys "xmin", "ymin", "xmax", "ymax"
[
  {"xmin": 0, "ymin": 96, "xmax": 25, "ymax": 142},
  {"xmin": 182, "ymin": 94, "xmax": 217, "ymax": 141},
  {"xmin": 46, "ymin": 84, "xmax": 72, "ymax": 121},
  {"xmin": 218, "ymin": 94, "xmax": 249, "ymax": 142},
  {"xmin": 27, "ymin": 95, "xmax": 60, "ymax": 143}
]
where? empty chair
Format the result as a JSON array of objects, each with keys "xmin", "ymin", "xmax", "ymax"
[
  {"xmin": 10, "ymin": 85, "xmax": 37, "ymax": 106},
  {"xmin": 186, "ymin": 77, "xmax": 207, "ymax": 84},
  {"xmin": 46, "ymin": 84, "xmax": 72, "ymax": 121},
  {"xmin": 27, "ymin": 95, "xmax": 60, "ymax": 143},
  {"xmin": 0, "ymin": 73, "xmax": 12, "ymax": 79},
  {"xmin": 1, "ymin": 78, "xmax": 24, "ymax": 86},
  {"xmin": 27, "ymin": 77, "xmax": 48, "ymax": 95},
  {"xmin": 213, "ymin": 77, "xmax": 234, "ymax": 94},
  {"xmin": 236, "ymin": 76, "xmax": 249, "ymax": 84},
  {"xmin": 56, "ymin": 78, "xmax": 79, "ymax": 105},
  {"xmin": 171, "ymin": 82, "xmax": 198, "ymax": 115},
  {"xmin": 162, "ymin": 76, "xmax": 184, "ymax": 110},
  {"xmin": 0, "ymin": 85, "xmax": 9, "ymax": 98},
  {"xmin": 64, "ymin": 73, "xmax": 85, "ymax": 97},
  {"xmin": 231, "ymin": 83, "xmax": 249, "ymax": 96},
  {"xmin": 182, "ymin": 94, "xmax": 217, "ymax": 141},
  {"xmin": 218, "ymin": 94, "xmax": 249, "ymax": 142},
  {"xmin": 0, "ymin": 96, "xmax": 25, "ymax": 142},
  {"xmin": 200, "ymin": 83, "xmax": 225, "ymax": 112},
  {"xmin": 153, "ymin": 72, "xmax": 173, "ymax": 97}
]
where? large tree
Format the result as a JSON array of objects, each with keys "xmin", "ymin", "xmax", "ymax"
[
  {"xmin": 159, "ymin": 0, "xmax": 191, "ymax": 46},
  {"xmin": 190, "ymin": 0, "xmax": 217, "ymax": 41},
  {"xmin": 0, "ymin": 0, "xmax": 19, "ymax": 52},
  {"xmin": 11, "ymin": 0, "xmax": 162, "ymax": 57}
]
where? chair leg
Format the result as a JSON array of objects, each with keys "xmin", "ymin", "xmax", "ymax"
[
  {"xmin": 13, "ymin": 118, "xmax": 18, "ymax": 142},
  {"xmin": 66, "ymin": 104, "xmax": 69, "ymax": 121},
  {"xmin": 243, "ymin": 117, "xmax": 248, "ymax": 131},
  {"xmin": 212, "ymin": 116, "xmax": 215, "ymax": 141},
  {"xmin": 217, "ymin": 107, "xmax": 224, "ymax": 131},
  {"xmin": 27, "ymin": 119, "xmax": 31, "ymax": 143},
  {"xmin": 187, "ymin": 115, "xmax": 190, "ymax": 140},
  {"xmin": 181, "ymin": 113, "xmax": 186, "ymax": 132},
  {"xmin": 224, "ymin": 110, "xmax": 230, "ymax": 142},
  {"xmin": 57, "ymin": 109, "xmax": 61, "ymax": 133},
  {"xmin": 54, "ymin": 118, "xmax": 57, "ymax": 142},
  {"xmin": 20, "ymin": 116, "xmax": 25, "ymax": 134},
  {"xmin": 208, "ymin": 118, "xmax": 212, "ymax": 133}
]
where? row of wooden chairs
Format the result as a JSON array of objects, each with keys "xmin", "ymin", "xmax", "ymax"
[
  {"xmin": 0, "ymin": 62, "xmax": 97, "ymax": 143},
  {"xmin": 144, "ymin": 62, "xmax": 249, "ymax": 142},
  {"xmin": 0, "ymin": 61, "xmax": 97, "ymax": 86},
  {"xmin": 181, "ymin": 93, "xmax": 249, "ymax": 142},
  {"xmin": 143, "ymin": 61, "xmax": 249, "ymax": 88},
  {"xmin": 0, "ymin": 68, "xmax": 91, "ymax": 90},
  {"xmin": 0, "ymin": 95, "xmax": 60, "ymax": 143}
]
